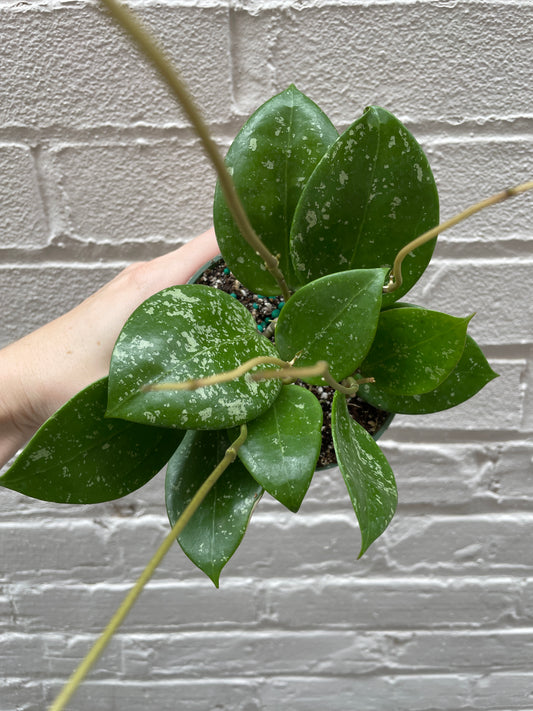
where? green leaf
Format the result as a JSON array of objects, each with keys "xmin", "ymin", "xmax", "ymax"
[
  {"xmin": 214, "ymin": 84, "xmax": 338, "ymax": 294},
  {"xmin": 359, "ymin": 307, "xmax": 471, "ymax": 396},
  {"xmin": 332, "ymin": 391, "xmax": 397, "ymax": 557},
  {"xmin": 358, "ymin": 335, "xmax": 498, "ymax": 414},
  {"xmin": 107, "ymin": 285, "xmax": 282, "ymax": 430},
  {"xmin": 233, "ymin": 385, "xmax": 323, "ymax": 512},
  {"xmin": 290, "ymin": 106, "xmax": 439, "ymax": 306},
  {"xmin": 275, "ymin": 269, "xmax": 388, "ymax": 385},
  {"xmin": 0, "ymin": 378, "xmax": 183, "ymax": 503},
  {"xmin": 166, "ymin": 430, "xmax": 263, "ymax": 586}
]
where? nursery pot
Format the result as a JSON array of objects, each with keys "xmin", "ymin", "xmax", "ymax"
[{"xmin": 189, "ymin": 256, "xmax": 394, "ymax": 467}]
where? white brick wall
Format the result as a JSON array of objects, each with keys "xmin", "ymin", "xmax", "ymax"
[{"xmin": 1, "ymin": 1, "xmax": 532, "ymax": 709}]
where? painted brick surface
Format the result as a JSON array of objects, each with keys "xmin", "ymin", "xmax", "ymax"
[
  {"xmin": 0, "ymin": 144, "xmax": 48, "ymax": 248},
  {"xmin": 0, "ymin": 266, "xmax": 118, "ymax": 346},
  {"xmin": 48, "ymin": 137, "xmax": 216, "ymax": 243},
  {"xmin": 230, "ymin": 2, "xmax": 533, "ymax": 125},
  {"xmin": 0, "ymin": 4, "xmax": 233, "ymax": 128},
  {"xmin": 1, "ymin": 0, "xmax": 532, "ymax": 710}
]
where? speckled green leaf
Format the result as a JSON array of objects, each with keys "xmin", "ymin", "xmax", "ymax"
[
  {"xmin": 0, "ymin": 378, "xmax": 183, "ymax": 503},
  {"xmin": 332, "ymin": 392, "xmax": 397, "ymax": 557},
  {"xmin": 359, "ymin": 307, "xmax": 471, "ymax": 396},
  {"xmin": 275, "ymin": 269, "xmax": 388, "ymax": 385},
  {"xmin": 107, "ymin": 285, "xmax": 282, "ymax": 430},
  {"xmin": 233, "ymin": 385, "xmax": 322, "ymax": 512},
  {"xmin": 290, "ymin": 106, "xmax": 439, "ymax": 306},
  {"xmin": 358, "ymin": 335, "xmax": 498, "ymax": 414},
  {"xmin": 166, "ymin": 430, "xmax": 263, "ymax": 586},
  {"xmin": 214, "ymin": 84, "xmax": 338, "ymax": 294}
]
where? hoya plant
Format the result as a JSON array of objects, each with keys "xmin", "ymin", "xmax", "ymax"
[{"xmin": 2, "ymin": 42, "xmax": 505, "ymax": 578}]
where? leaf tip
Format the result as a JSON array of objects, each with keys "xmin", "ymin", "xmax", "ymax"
[{"xmin": 209, "ymin": 572, "xmax": 221, "ymax": 589}]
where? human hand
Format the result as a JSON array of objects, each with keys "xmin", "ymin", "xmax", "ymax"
[{"xmin": 0, "ymin": 228, "xmax": 219, "ymax": 465}]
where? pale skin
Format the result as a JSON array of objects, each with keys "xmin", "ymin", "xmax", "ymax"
[{"xmin": 0, "ymin": 228, "xmax": 219, "ymax": 467}]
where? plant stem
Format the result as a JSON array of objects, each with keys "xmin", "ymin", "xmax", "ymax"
[
  {"xmin": 99, "ymin": 0, "xmax": 291, "ymax": 302},
  {"xmin": 143, "ymin": 355, "xmax": 290, "ymax": 392},
  {"xmin": 145, "ymin": 356, "xmax": 360, "ymax": 396},
  {"xmin": 252, "ymin": 360, "xmax": 359, "ymax": 396},
  {"xmin": 48, "ymin": 424, "xmax": 248, "ymax": 711},
  {"xmin": 384, "ymin": 179, "xmax": 533, "ymax": 293}
]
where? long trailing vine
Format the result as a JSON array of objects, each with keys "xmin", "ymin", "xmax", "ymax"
[
  {"xmin": 49, "ymin": 424, "xmax": 248, "ymax": 711},
  {"xmin": 98, "ymin": 0, "xmax": 291, "ymax": 303}
]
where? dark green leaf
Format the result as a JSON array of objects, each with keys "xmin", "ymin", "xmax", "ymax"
[
  {"xmin": 234, "ymin": 385, "xmax": 322, "ymax": 512},
  {"xmin": 358, "ymin": 335, "xmax": 498, "ymax": 414},
  {"xmin": 332, "ymin": 392, "xmax": 397, "ymax": 557},
  {"xmin": 107, "ymin": 285, "xmax": 282, "ymax": 430},
  {"xmin": 290, "ymin": 106, "xmax": 439, "ymax": 305},
  {"xmin": 359, "ymin": 307, "xmax": 471, "ymax": 396},
  {"xmin": 166, "ymin": 430, "xmax": 263, "ymax": 586},
  {"xmin": 0, "ymin": 378, "xmax": 183, "ymax": 503},
  {"xmin": 214, "ymin": 84, "xmax": 338, "ymax": 294},
  {"xmin": 275, "ymin": 269, "xmax": 388, "ymax": 385}
]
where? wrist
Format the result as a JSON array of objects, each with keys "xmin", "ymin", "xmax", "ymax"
[{"xmin": 0, "ymin": 338, "xmax": 44, "ymax": 466}]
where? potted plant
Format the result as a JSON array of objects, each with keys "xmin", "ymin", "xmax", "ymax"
[{"xmin": 1, "ymin": 1, "xmax": 531, "ymax": 708}]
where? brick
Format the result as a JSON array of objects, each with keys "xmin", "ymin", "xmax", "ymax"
[
  {"xmin": 516, "ymin": 580, "xmax": 533, "ymax": 625},
  {"xmin": 388, "ymin": 360, "xmax": 525, "ymax": 433},
  {"xmin": 40, "ymin": 679, "xmax": 260, "ymax": 711},
  {"xmin": 382, "ymin": 629, "xmax": 533, "ymax": 674},
  {"xmin": 0, "ymin": 632, "xmax": 121, "ymax": 679},
  {"xmin": 48, "ymin": 137, "xmax": 215, "ymax": 244},
  {"xmin": 265, "ymin": 577, "xmax": 521, "ymax": 631},
  {"xmin": 474, "ymin": 443, "xmax": 533, "ymax": 505},
  {"xmin": 407, "ymin": 261, "xmax": 533, "ymax": 346},
  {"xmin": 232, "ymin": 3, "xmax": 533, "ymax": 125},
  {"xmin": 2, "ymin": 577, "xmax": 521, "ymax": 636},
  {"xmin": 0, "ymin": 679, "xmax": 47, "ymax": 711},
  {"xmin": 119, "ymin": 629, "xmax": 386, "ymax": 678},
  {"xmin": 0, "ymin": 144, "xmax": 48, "ymax": 248},
  {"xmin": 424, "ymin": 137, "xmax": 533, "ymax": 244},
  {"xmin": 229, "ymin": 8, "xmax": 279, "ymax": 112},
  {"xmin": 0, "ymin": 4, "xmax": 232, "ymax": 128},
  {"xmin": 385, "ymin": 514, "xmax": 533, "ymax": 575},
  {"xmin": 0, "ymin": 266, "xmax": 118, "ymax": 347},
  {"xmin": 2, "ymin": 580, "xmax": 264, "ymax": 633},
  {"xmin": 471, "ymin": 673, "xmax": 533, "ymax": 710},
  {"xmin": 259, "ymin": 675, "xmax": 465, "ymax": 711}
]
